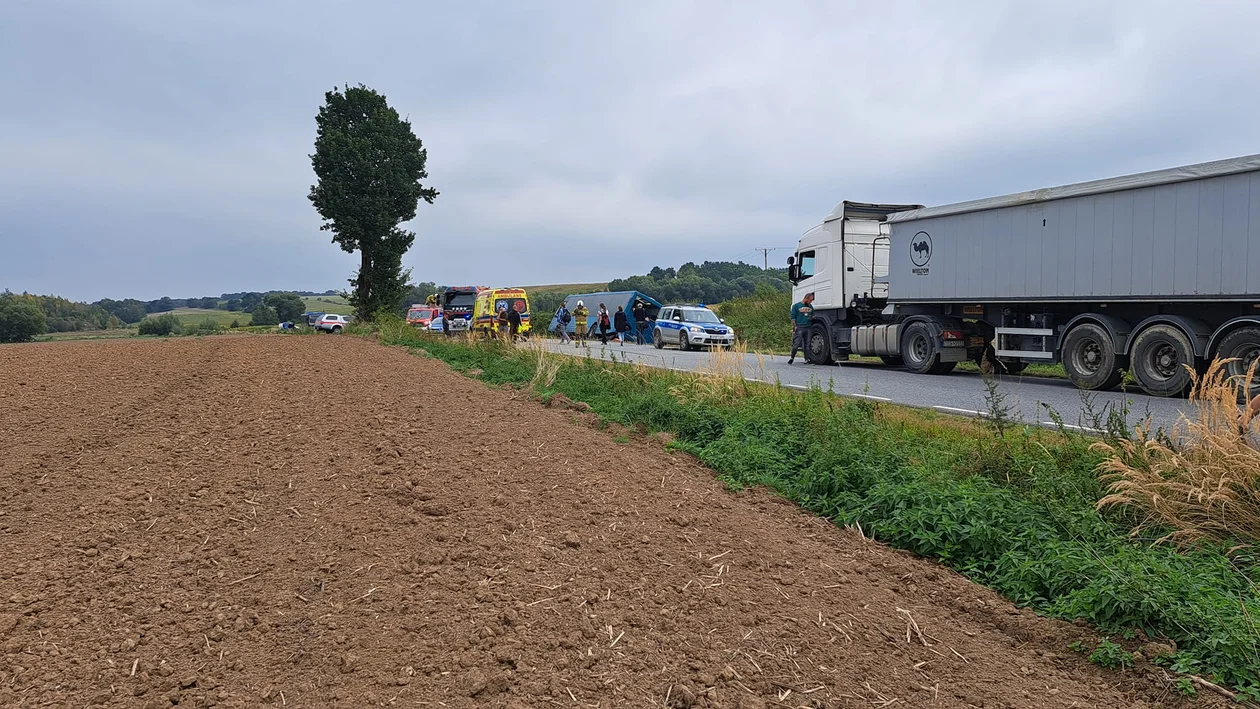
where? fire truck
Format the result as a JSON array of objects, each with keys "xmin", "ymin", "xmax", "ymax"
[{"xmin": 440, "ymin": 286, "xmax": 487, "ymax": 335}]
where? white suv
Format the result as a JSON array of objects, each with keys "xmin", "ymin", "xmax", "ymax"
[{"xmin": 315, "ymin": 314, "xmax": 350, "ymax": 333}]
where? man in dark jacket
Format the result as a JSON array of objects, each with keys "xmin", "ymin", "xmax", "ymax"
[
  {"xmin": 632, "ymin": 301, "xmax": 648, "ymax": 345},
  {"xmin": 507, "ymin": 305, "xmax": 522, "ymax": 342}
]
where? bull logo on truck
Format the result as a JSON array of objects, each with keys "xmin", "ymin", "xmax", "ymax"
[{"xmin": 910, "ymin": 231, "xmax": 932, "ymax": 268}]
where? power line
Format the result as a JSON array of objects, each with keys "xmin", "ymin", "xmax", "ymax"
[{"xmin": 754, "ymin": 247, "xmax": 791, "ymax": 270}]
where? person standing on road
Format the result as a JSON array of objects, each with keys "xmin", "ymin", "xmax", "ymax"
[
  {"xmin": 632, "ymin": 300, "xmax": 648, "ymax": 345},
  {"xmin": 573, "ymin": 301, "xmax": 589, "ymax": 347},
  {"xmin": 496, "ymin": 303, "xmax": 510, "ymax": 341},
  {"xmin": 555, "ymin": 303, "xmax": 572, "ymax": 344},
  {"xmin": 507, "ymin": 304, "xmax": 522, "ymax": 342},
  {"xmin": 613, "ymin": 305, "xmax": 629, "ymax": 346},
  {"xmin": 596, "ymin": 304, "xmax": 611, "ymax": 345},
  {"xmin": 788, "ymin": 292, "xmax": 815, "ymax": 364}
]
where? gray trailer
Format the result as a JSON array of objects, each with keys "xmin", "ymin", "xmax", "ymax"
[{"xmin": 787, "ymin": 154, "xmax": 1260, "ymax": 397}]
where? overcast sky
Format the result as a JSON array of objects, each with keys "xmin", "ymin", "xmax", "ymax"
[{"xmin": 3, "ymin": 1, "xmax": 1260, "ymax": 302}]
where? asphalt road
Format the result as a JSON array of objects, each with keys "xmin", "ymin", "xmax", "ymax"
[{"xmin": 539, "ymin": 338, "xmax": 1194, "ymax": 435}]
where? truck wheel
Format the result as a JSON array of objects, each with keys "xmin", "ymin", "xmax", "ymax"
[
  {"xmin": 1061, "ymin": 323, "xmax": 1121, "ymax": 390},
  {"xmin": 1215, "ymin": 326, "xmax": 1260, "ymax": 401},
  {"xmin": 1130, "ymin": 324, "xmax": 1194, "ymax": 397},
  {"xmin": 879, "ymin": 355, "xmax": 904, "ymax": 367},
  {"xmin": 901, "ymin": 321, "xmax": 940, "ymax": 375},
  {"xmin": 806, "ymin": 323, "xmax": 831, "ymax": 364},
  {"xmin": 653, "ymin": 329, "xmax": 664, "ymax": 349}
]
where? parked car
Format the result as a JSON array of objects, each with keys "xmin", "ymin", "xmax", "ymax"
[
  {"xmin": 315, "ymin": 314, "xmax": 350, "ymax": 333},
  {"xmin": 428, "ymin": 316, "xmax": 444, "ymax": 332},
  {"xmin": 406, "ymin": 305, "xmax": 441, "ymax": 328},
  {"xmin": 652, "ymin": 305, "xmax": 734, "ymax": 350}
]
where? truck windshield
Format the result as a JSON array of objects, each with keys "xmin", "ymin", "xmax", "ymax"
[
  {"xmin": 407, "ymin": 309, "xmax": 434, "ymax": 320},
  {"xmin": 444, "ymin": 293, "xmax": 475, "ymax": 308},
  {"xmin": 682, "ymin": 309, "xmax": 720, "ymax": 323}
]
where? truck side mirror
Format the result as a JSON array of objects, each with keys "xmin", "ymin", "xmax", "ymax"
[
  {"xmin": 786, "ymin": 256, "xmax": 795, "ymax": 266},
  {"xmin": 787, "ymin": 264, "xmax": 800, "ymax": 283}
]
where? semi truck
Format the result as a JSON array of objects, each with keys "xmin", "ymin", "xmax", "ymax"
[{"xmin": 788, "ymin": 154, "xmax": 1260, "ymax": 398}]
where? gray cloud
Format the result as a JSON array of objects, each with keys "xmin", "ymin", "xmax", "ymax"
[{"xmin": 3, "ymin": 0, "xmax": 1259, "ymax": 301}]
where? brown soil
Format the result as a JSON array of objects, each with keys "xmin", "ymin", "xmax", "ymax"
[{"xmin": 0, "ymin": 335, "xmax": 1220, "ymax": 708}]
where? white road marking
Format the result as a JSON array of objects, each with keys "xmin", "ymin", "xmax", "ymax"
[
  {"xmin": 933, "ymin": 406, "xmax": 988, "ymax": 417},
  {"xmin": 1040, "ymin": 421, "xmax": 1104, "ymax": 434},
  {"xmin": 853, "ymin": 393, "xmax": 891, "ymax": 401}
]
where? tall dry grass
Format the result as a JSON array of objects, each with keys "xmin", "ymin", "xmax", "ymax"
[
  {"xmin": 1094, "ymin": 359, "xmax": 1260, "ymax": 546},
  {"xmin": 524, "ymin": 339, "xmax": 561, "ymax": 389}
]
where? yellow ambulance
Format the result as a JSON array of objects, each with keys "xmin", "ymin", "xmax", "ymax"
[{"xmin": 471, "ymin": 288, "xmax": 532, "ymax": 339}]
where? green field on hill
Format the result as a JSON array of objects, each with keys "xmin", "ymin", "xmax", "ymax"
[
  {"xmin": 301, "ymin": 295, "xmax": 354, "ymax": 314},
  {"xmin": 146, "ymin": 308, "xmax": 245, "ymax": 328}
]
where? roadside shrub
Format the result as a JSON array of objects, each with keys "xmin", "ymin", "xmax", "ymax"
[
  {"xmin": 1096, "ymin": 359, "xmax": 1260, "ymax": 545},
  {"xmin": 249, "ymin": 304, "xmax": 279, "ymax": 326},
  {"xmin": 716, "ymin": 287, "xmax": 791, "ymax": 352},
  {"xmin": 0, "ymin": 293, "xmax": 48, "ymax": 343},
  {"xmin": 137, "ymin": 313, "xmax": 181, "ymax": 336}
]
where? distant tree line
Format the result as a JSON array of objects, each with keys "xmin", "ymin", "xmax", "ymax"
[
  {"xmin": 607, "ymin": 261, "xmax": 788, "ymax": 305},
  {"xmin": 520, "ymin": 261, "xmax": 790, "ymax": 320},
  {"xmin": 0, "ymin": 291, "xmax": 122, "ymax": 341}
]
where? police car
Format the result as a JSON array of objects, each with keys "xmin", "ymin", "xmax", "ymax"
[{"xmin": 652, "ymin": 305, "xmax": 734, "ymax": 350}]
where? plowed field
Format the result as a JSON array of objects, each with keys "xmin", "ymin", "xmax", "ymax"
[{"xmin": 0, "ymin": 336, "xmax": 1215, "ymax": 708}]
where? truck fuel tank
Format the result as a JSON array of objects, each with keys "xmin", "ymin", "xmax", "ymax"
[{"xmin": 851, "ymin": 325, "xmax": 900, "ymax": 356}]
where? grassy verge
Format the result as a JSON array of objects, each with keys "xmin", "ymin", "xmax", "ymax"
[{"xmin": 377, "ymin": 321, "xmax": 1259, "ymax": 698}]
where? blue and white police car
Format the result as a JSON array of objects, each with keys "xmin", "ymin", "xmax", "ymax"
[{"xmin": 652, "ymin": 305, "xmax": 734, "ymax": 351}]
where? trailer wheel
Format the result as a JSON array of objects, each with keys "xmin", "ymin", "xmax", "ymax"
[
  {"xmin": 901, "ymin": 322, "xmax": 940, "ymax": 375},
  {"xmin": 1061, "ymin": 323, "xmax": 1121, "ymax": 390},
  {"xmin": 806, "ymin": 323, "xmax": 831, "ymax": 365},
  {"xmin": 1214, "ymin": 326, "xmax": 1260, "ymax": 401},
  {"xmin": 1130, "ymin": 324, "xmax": 1194, "ymax": 397},
  {"xmin": 879, "ymin": 355, "xmax": 904, "ymax": 367}
]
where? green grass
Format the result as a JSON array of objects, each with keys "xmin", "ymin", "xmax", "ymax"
[
  {"xmin": 301, "ymin": 295, "xmax": 354, "ymax": 315},
  {"xmin": 714, "ymin": 289, "xmax": 792, "ymax": 352},
  {"xmin": 146, "ymin": 308, "xmax": 246, "ymax": 328},
  {"xmin": 373, "ymin": 321, "xmax": 1260, "ymax": 699},
  {"xmin": 34, "ymin": 329, "xmax": 134, "ymax": 342}
]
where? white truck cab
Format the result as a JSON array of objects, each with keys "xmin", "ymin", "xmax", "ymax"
[{"xmin": 789, "ymin": 201, "xmax": 922, "ymax": 313}]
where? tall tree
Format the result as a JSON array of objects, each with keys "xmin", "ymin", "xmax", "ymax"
[
  {"xmin": 308, "ymin": 85, "xmax": 438, "ymax": 320},
  {"xmin": 263, "ymin": 293, "xmax": 306, "ymax": 322},
  {"xmin": 0, "ymin": 292, "xmax": 47, "ymax": 343}
]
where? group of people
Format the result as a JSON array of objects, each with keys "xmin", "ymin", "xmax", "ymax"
[
  {"xmin": 553, "ymin": 299, "xmax": 650, "ymax": 347},
  {"xmin": 494, "ymin": 302, "xmax": 523, "ymax": 342}
]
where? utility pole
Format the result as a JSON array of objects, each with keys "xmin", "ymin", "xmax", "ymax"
[{"xmin": 754, "ymin": 247, "xmax": 790, "ymax": 270}]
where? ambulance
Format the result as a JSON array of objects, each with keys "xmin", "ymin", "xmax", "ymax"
[{"xmin": 471, "ymin": 288, "xmax": 532, "ymax": 339}]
